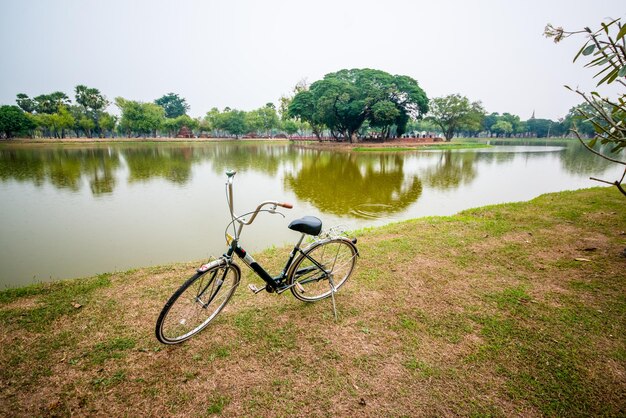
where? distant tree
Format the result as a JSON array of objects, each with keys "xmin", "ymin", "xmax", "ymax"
[
  {"xmin": 491, "ymin": 120, "xmax": 513, "ymax": 137},
  {"xmin": 49, "ymin": 106, "xmax": 75, "ymax": 138},
  {"xmin": 460, "ymin": 102, "xmax": 486, "ymax": 137},
  {"xmin": 164, "ymin": 114, "xmax": 198, "ymax": 137},
  {"xmin": 98, "ymin": 113, "xmax": 117, "ymax": 138},
  {"xmin": 282, "ymin": 119, "xmax": 299, "ymax": 135},
  {"xmin": 115, "ymin": 97, "xmax": 165, "ymax": 137},
  {"xmin": 526, "ymin": 118, "xmax": 554, "ymax": 138},
  {"xmin": 75, "ymin": 85, "xmax": 109, "ymax": 136},
  {"xmin": 15, "ymin": 94, "xmax": 36, "ymax": 113},
  {"xmin": 500, "ymin": 113, "xmax": 522, "ymax": 136},
  {"xmin": 219, "ymin": 109, "xmax": 247, "ymax": 137},
  {"xmin": 483, "ymin": 112, "xmax": 499, "ymax": 136},
  {"xmin": 77, "ymin": 115, "xmax": 96, "ymax": 138},
  {"xmin": 33, "ymin": 92, "xmax": 71, "ymax": 114},
  {"xmin": 427, "ymin": 94, "xmax": 479, "ymax": 141},
  {"xmin": 0, "ymin": 105, "xmax": 35, "ymax": 138},
  {"xmin": 562, "ymin": 103, "xmax": 596, "ymax": 137},
  {"xmin": 155, "ymin": 93, "xmax": 190, "ymax": 118},
  {"xmin": 253, "ymin": 103, "xmax": 280, "ymax": 136},
  {"xmin": 75, "ymin": 85, "xmax": 108, "ymax": 114},
  {"xmin": 204, "ymin": 107, "xmax": 221, "ymax": 136}
]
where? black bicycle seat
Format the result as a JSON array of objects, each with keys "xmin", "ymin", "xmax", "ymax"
[{"xmin": 288, "ymin": 216, "xmax": 322, "ymax": 236}]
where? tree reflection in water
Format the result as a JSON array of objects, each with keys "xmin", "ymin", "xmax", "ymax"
[
  {"xmin": 0, "ymin": 146, "xmax": 120, "ymax": 195},
  {"xmin": 284, "ymin": 149, "xmax": 422, "ymax": 219}
]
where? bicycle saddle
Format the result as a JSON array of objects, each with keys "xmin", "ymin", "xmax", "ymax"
[{"xmin": 288, "ymin": 216, "xmax": 322, "ymax": 236}]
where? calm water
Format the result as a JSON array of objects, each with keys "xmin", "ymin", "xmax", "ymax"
[{"xmin": 0, "ymin": 140, "xmax": 621, "ymax": 288}]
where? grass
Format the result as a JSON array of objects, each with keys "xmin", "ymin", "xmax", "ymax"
[{"xmin": 0, "ymin": 187, "xmax": 624, "ymax": 416}]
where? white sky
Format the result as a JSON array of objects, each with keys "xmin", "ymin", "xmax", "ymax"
[{"xmin": 0, "ymin": 0, "xmax": 624, "ymax": 120}]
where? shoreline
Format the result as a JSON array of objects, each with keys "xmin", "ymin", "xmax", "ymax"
[{"xmin": 0, "ymin": 136, "xmax": 444, "ymax": 148}]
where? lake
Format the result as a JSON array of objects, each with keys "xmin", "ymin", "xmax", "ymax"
[{"xmin": 0, "ymin": 140, "xmax": 621, "ymax": 288}]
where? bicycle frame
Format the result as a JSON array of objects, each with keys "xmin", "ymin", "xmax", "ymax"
[
  {"xmin": 223, "ymin": 232, "xmax": 326, "ymax": 293},
  {"xmin": 219, "ymin": 170, "xmax": 331, "ymax": 293}
]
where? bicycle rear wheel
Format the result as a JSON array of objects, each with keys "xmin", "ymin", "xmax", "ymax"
[
  {"xmin": 288, "ymin": 237, "xmax": 357, "ymax": 302},
  {"xmin": 155, "ymin": 261, "xmax": 240, "ymax": 344}
]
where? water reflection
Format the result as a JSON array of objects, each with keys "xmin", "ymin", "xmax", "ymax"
[
  {"xmin": 0, "ymin": 140, "xmax": 619, "ymax": 199},
  {"xmin": 0, "ymin": 146, "xmax": 120, "ymax": 195},
  {"xmin": 285, "ymin": 150, "xmax": 422, "ymax": 218},
  {"xmin": 421, "ymin": 150, "xmax": 477, "ymax": 189},
  {"xmin": 124, "ymin": 146, "xmax": 193, "ymax": 184}
]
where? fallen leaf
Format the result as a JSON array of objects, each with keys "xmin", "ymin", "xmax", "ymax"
[
  {"xmin": 574, "ymin": 258, "xmax": 591, "ymax": 262},
  {"xmin": 72, "ymin": 302, "xmax": 82, "ymax": 309}
]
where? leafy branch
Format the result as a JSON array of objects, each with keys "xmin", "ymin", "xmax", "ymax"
[{"xmin": 545, "ymin": 19, "xmax": 626, "ymax": 196}]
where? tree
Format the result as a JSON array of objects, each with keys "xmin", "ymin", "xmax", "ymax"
[
  {"xmin": 526, "ymin": 118, "xmax": 553, "ymax": 138},
  {"xmin": 491, "ymin": 120, "xmax": 513, "ymax": 137},
  {"xmin": 545, "ymin": 18, "xmax": 625, "ymax": 196},
  {"xmin": 98, "ymin": 113, "xmax": 117, "ymax": 138},
  {"xmin": 483, "ymin": 112, "xmax": 499, "ymax": 136},
  {"xmin": 115, "ymin": 97, "xmax": 165, "ymax": 138},
  {"xmin": 75, "ymin": 85, "xmax": 108, "ymax": 114},
  {"xmin": 16, "ymin": 94, "xmax": 36, "ymax": 113},
  {"xmin": 0, "ymin": 105, "xmax": 35, "ymax": 138},
  {"xmin": 289, "ymin": 69, "xmax": 428, "ymax": 142},
  {"xmin": 75, "ymin": 85, "xmax": 109, "ymax": 136},
  {"xmin": 48, "ymin": 106, "xmax": 75, "ymax": 138},
  {"xmin": 247, "ymin": 103, "xmax": 279, "ymax": 137},
  {"xmin": 282, "ymin": 119, "xmax": 299, "ymax": 136},
  {"xmin": 33, "ymin": 92, "xmax": 71, "ymax": 114},
  {"xmin": 460, "ymin": 102, "xmax": 486, "ymax": 137},
  {"xmin": 562, "ymin": 104, "xmax": 596, "ymax": 137},
  {"xmin": 427, "ymin": 94, "xmax": 478, "ymax": 141},
  {"xmin": 219, "ymin": 109, "xmax": 247, "ymax": 137},
  {"xmin": 155, "ymin": 93, "xmax": 190, "ymax": 118}
]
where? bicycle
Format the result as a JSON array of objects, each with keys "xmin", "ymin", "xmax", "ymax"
[{"xmin": 155, "ymin": 170, "xmax": 359, "ymax": 344}]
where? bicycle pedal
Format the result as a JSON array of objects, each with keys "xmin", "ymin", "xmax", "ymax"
[
  {"xmin": 295, "ymin": 282, "xmax": 305, "ymax": 293},
  {"xmin": 248, "ymin": 283, "xmax": 266, "ymax": 294}
]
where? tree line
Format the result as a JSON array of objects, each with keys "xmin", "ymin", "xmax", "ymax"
[{"xmin": 0, "ymin": 69, "xmax": 596, "ymax": 141}]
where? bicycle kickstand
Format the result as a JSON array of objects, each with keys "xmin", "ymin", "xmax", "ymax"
[{"xmin": 328, "ymin": 275, "xmax": 338, "ymax": 321}]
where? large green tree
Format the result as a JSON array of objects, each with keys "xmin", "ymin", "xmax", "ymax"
[
  {"xmin": 155, "ymin": 93, "xmax": 190, "ymax": 118},
  {"xmin": 0, "ymin": 105, "xmax": 35, "ymax": 138},
  {"xmin": 289, "ymin": 68, "xmax": 428, "ymax": 142}
]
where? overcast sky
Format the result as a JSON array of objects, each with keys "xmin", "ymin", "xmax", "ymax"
[{"xmin": 0, "ymin": 0, "xmax": 624, "ymax": 120}]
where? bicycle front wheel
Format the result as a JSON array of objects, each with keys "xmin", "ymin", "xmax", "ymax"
[
  {"xmin": 155, "ymin": 261, "xmax": 240, "ymax": 344},
  {"xmin": 288, "ymin": 237, "xmax": 357, "ymax": 302}
]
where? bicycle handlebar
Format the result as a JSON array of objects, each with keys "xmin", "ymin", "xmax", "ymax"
[{"xmin": 225, "ymin": 170, "xmax": 292, "ymax": 228}]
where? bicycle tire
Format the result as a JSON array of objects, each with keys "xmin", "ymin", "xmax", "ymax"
[
  {"xmin": 288, "ymin": 237, "xmax": 357, "ymax": 302},
  {"xmin": 155, "ymin": 261, "xmax": 240, "ymax": 344}
]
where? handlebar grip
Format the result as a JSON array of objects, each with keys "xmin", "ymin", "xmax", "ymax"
[{"xmin": 279, "ymin": 202, "xmax": 293, "ymax": 209}]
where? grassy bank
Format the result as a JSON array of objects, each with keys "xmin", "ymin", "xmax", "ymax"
[{"xmin": 1, "ymin": 188, "xmax": 625, "ymax": 416}]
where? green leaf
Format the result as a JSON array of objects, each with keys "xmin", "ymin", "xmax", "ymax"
[
  {"xmin": 588, "ymin": 137, "xmax": 598, "ymax": 148},
  {"xmin": 582, "ymin": 44, "xmax": 596, "ymax": 56},
  {"xmin": 618, "ymin": 65, "xmax": 626, "ymax": 78},
  {"xmin": 573, "ymin": 42, "xmax": 589, "ymax": 62},
  {"xmin": 616, "ymin": 24, "xmax": 626, "ymax": 40}
]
